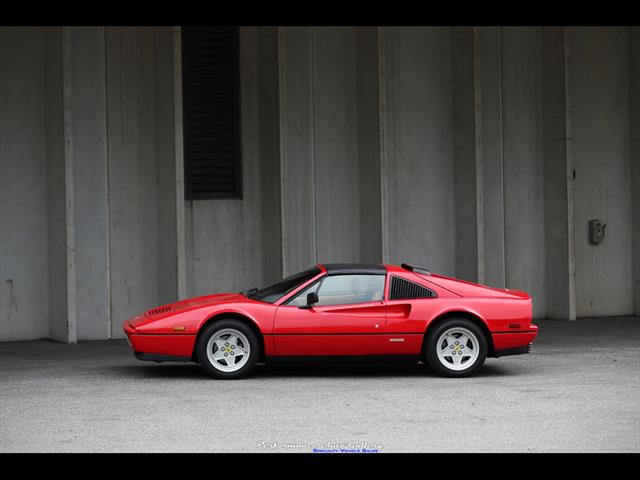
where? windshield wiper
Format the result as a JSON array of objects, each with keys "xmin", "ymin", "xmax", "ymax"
[{"xmin": 241, "ymin": 286, "xmax": 258, "ymax": 297}]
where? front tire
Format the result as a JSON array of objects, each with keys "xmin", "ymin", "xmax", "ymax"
[
  {"xmin": 425, "ymin": 319, "xmax": 487, "ymax": 378},
  {"xmin": 197, "ymin": 320, "xmax": 259, "ymax": 379}
]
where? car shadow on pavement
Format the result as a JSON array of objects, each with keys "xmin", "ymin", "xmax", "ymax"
[{"xmin": 106, "ymin": 361, "xmax": 513, "ymax": 380}]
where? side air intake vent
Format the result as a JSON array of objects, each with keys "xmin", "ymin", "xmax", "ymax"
[{"xmin": 389, "ymin": 276, "xmax": 437, "ymax": 300}]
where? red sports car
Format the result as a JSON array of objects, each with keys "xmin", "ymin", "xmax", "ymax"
[{"xmin": 123, "ymin": 263, "xmax": 538, "ymax": 379}]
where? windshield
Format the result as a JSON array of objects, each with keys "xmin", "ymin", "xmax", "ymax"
[{"xmin": 244, "ymin": 266, "xmax": 322, "ymax": 304}]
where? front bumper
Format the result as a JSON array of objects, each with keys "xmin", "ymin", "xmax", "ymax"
[{"xmin": 124, "ymin": 320, "xmax": 196, "ymax": 361}]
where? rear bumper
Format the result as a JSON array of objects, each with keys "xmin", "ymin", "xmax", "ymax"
[
  {"xmin": 490, "ymin": 325, "xmax": 538, "ymax": 358},
  {"xmin": 134, "ymin": 352, "xmax": 192, "ymax": 363},
  {"xmin": 493, "ymin": 345, "xmax": 531, "ymax": 357}
]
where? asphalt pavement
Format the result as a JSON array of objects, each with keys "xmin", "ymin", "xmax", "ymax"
[{"xmin": 0, "ymin": 316, "xmax": 638, "ymax": 452}]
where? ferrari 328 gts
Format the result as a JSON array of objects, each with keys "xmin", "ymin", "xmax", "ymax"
[{"xmin": 123, "ymin": 263, "xmax": 538, "ymax": 379}]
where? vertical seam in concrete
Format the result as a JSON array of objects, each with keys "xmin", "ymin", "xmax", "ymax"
[
  {"xmin": 631, "ymin": 27, "xmax": 640, "ymax": 317},
  {"xmin": 62, "ymin": 27, "xmax": 77, "ymax": 344},
  {"xmin": 277, "ymin": 27, "xmax": 288, "ymax": 276},
  {"xmin": 473, "ymin": 27, "xmax": 485, "ymax": 284},
  {"xmin": 498, "ymin": 27, "xmax": 507, "ymax": 288},
  {"xmin": 102, "ymin": 26, "xmax": 112, "ymax": 338},
  {"xmin": 377, "ymin": 26, "xmax": 389, "ymax": 264},
  {"xmin": 564, "ymin": 27, "xmax": 577, "ymax": 321},
  {"xmin": 309, "ymin": 27, "xmax": 318, "ymax": 264},
  {"xmin": 173, "ymin": 26, "xmax": 187, "ymax": 300}
]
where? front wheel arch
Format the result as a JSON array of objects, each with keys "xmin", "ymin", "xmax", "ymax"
[{"xmin": 192, "ymin": 313, "xmax": 265, "ymax": 363}]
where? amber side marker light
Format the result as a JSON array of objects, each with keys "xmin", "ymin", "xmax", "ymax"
[{"xmin": 173, "ymin": 326, "xmax": 186, "ymax": 332}]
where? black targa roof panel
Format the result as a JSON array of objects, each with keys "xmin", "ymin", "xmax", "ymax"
[{"xmin": 320, "ymin": 264, "xmax": 387, "ymax": 275}]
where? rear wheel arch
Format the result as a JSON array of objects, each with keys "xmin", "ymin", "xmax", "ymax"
[
  {"xmin": 423, "ymin": 311, "xmax": 495, "ymax": 358},
  {"xmin": 192, "ymin": 313, "xmax": 265, "ymax": 363}
]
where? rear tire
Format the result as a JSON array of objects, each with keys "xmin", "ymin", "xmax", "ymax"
[
  {"xmin": 425, "ymin": 318, "xmax": 487, "ymax": 378},
  {"xmin": 197, "ymin": 319, "xmax": 259, "ymax": 379}
]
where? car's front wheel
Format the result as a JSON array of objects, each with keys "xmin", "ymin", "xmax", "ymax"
[
  {"xmin": 425, "ymin": 318, "xmax": 487, "ymax": 377},
  {"xmin": 197, "ymin": 320, "xmax": 259, "ymax": 379}
]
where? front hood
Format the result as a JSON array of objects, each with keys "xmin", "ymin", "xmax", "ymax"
[{"xmin": 128, "ymin": 293, "xmax": 248, "ymax": 329}]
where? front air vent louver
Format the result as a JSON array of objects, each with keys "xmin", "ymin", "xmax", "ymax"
[
  {"xmin": 147, "ymin": 306, "xmax": 173, "ymax": 317},
  {"xmin": 389, "ymin": 276, "xmax": 437, "ymax": 300}
]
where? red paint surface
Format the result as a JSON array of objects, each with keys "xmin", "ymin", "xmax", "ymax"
[{"xmin": 123, "ymin": 264, "xmax": 538, "ymax": 360}]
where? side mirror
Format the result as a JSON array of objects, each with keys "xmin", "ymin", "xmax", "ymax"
[{"xmin": 300, "ymin": 291, "xmax": 319, "ymax": 309}]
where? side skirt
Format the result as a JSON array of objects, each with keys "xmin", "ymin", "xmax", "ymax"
[{"xmin": 265, "ymin": 354, "xmax": 422, "ymax": 365}]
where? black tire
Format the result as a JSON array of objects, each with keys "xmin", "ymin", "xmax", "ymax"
[
  {"xmin": 424, "ymin": 318, "xmax": 487, "ymax": 378},
  {"xmin": 196, "ymin": 319, "xmax": 260, "ymax": 379}
]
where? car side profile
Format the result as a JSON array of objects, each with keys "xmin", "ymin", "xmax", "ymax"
[{"xmin": 123, "ymin": 263, "xmax": 538, "ymax": 378}]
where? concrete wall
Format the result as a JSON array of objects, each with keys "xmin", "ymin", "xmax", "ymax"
[
  {"xmin": 501, "ymin": 27, "xmax": 546, "ymax": 317},
  {"xmin": 381, "ymin": 26, "xmax": 456, "ymax": 275},
  {"xmin": 541, "ymin": 27, "xmax": 576, "ymax": 321},
  {"xmin": 571, "ymin": 27, "xmax": 634, "ymax": 317},
  {"xmin": 450, "ymin": 27, "xmax": 478, "ymax": 283},
  {"xmin": 1, "ymin": 26, "xmax": 638, "ymax": 342},
  {"xmin": 631, "ymin": 27, "xmax": 640, "ymax": 317},
  {"xmin": 0, "ymin": 27, "xmax": 50, "ymax": 340},
  {"xmin": 70, "ymin": 27, "xmax": 110, "ymax": 340},
  {"xmin": 186, "ymin": 26, "xmax": 281, "ymax": 296},
  {"xmin": 106, "ymin": 27, "xmax": 178, "ymax": 338},
  {"xmin": 278, "ymin": 26, "xmax": 381, "ymax": 277}
]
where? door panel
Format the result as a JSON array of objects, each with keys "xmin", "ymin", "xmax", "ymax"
[{"xmin": 273, "ymin": 302, "xmax": 386, "ymax": 356}]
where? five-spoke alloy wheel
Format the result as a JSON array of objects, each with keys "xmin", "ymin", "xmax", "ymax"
[
  {"xmin": 197, "ymin": 319, "xmax": 259, "ymax": 379},
  {"xmin": 425, "ymin": 318, "xmax": 487, "ymax": 377}
]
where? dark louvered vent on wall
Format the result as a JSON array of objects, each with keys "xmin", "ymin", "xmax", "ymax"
[
  {"xmin": 182, "ymin": 26, "xmax": 242, "ymax": 199},
  {"xmin": 389, "ymin": 276, "xmax": 437, "ymax": 300}
]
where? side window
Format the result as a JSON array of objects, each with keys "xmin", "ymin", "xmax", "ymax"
[
  {"xmin": 316, "ymin": 275, "xmax": 385, "ymax": 306},
  {"xmin": 388, "ymin": 276, "xmax": 437, "ymax": 300}
]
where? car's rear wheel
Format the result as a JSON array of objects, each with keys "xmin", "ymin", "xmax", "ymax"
[
  {"xmin": 425, "ymin": 318, "xmax": 487, "ymax": 377},
  {"xmin": 197, "ymin": 320, "xmax": 259, "ymax": 379}
]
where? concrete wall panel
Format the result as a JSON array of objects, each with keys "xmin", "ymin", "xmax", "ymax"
[
  {"xmin": 154, "ymin": 27, "xmax": 179, "ymax": 305},
  {"xmin": 476, "ymin": 27, "xmax": 506, "ymax": 289},
  {"xmin": 381, "ymin": 26, "xmax": 456, "ymax": 275},
  {"xmin": 187, "ymin": 27, "xmax": 281, "ymax": 296},
  {"xmin": 501, "ymin": 27, "xmax": 546, "ymax": 318},
  {"xmin": 106, "ymin": 27, "xmax": 164, "ymax": 337},
  {"xmin": 0, "ymin": 27, "xmax": 49, "ymax": 341},
  {"xmin": 629, "ymin": 27, "xmax": 640, "ymax": 316},
  {"xmin": 451, "ymin": 26, "xmax": 479, "ymax": 282},
  {"xmin": 70, "ymin": 27, "xmax": 110, "ymax": 340},
  {"xmin": 279, "ymin": 27, "xmax": 317, "ymax": 276},
  {"xmin": 312, "ymin": 27, "xmax": 381, "ymax": 265},
  {"xmin": 571, "ymin": 27, "xmax": 633, "ymax": 317},
  {"xmin": 541, "ymin": 27, "xmax": 576, "ymax": 320},
  {"xmin": 44, "ymin": 27, "xmax": 70, "ymax": 342}
]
